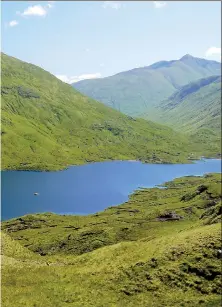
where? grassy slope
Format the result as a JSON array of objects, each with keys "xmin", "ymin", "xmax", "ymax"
[
  {"xmin": 148, "ymin": 76, "xmax": 221, "ymax": 156},
  {"xmin": 1, "ymin": 52, "xmax": 208, "ymax": 171},
  {"xmin": 154, "ymin": 76, "xmax": 221, "ymax": 133},
  {"xmin": 73, "ymin": 55, "xmax": 221, "ymax": 117},
  {"xmin": 2, "ymin": 173, "xmax": 222, "ymax": 307}
]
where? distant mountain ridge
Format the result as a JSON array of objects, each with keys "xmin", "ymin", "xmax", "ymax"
[{"xmin": 73, "ymin": 54, "xmax": 221, "ymax": 116}]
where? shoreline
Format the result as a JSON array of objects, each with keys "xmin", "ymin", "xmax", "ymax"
[
  {"xmin": 2, "ymin": 164, "xmax": 221, "ymax": 222},
  {"xmin": 1, "ymin": 156, "xmax": 221, "ymax": 173}
]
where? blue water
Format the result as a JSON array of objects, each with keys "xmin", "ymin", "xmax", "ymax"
[{"xmin": 1, "ymin": 159, "xmax": 221, "ymax": 221}]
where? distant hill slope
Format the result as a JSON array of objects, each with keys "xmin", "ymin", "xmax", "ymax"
[
  {"xmin": 73, "ymin": 54, "xmax": 221, "ymax": 117},
  {"xmin": 1, "ymin": 53, "xmax": 208, "ymax": 171},
  {"xmin": 147, "ymin": 75, "xmax": 222, "ymax": 156},
  {"xmin": 153, "ymin": 75, "xmax": 221, "ymax": 133}
]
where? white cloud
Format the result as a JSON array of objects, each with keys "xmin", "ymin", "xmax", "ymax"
[
  {"xmin": 18, "ymin": 2, "xmax": 54, "ymax": 17},
  {"xmin": 9, "ymin": 20, "xmax": 19, "ymax": 27},
  {"xmin": 19, "ymin": 5, "xmax": 47, "ymax": 17},
  {"xmin": 205, "ymin": 46, "xmax": 221, "ymax": 58},
  {"xmin": 55, "ymin": 75, "xmax": 71, "ymax": 83},
  {"xmin": 103, "ymin": 1, "xmax": 122, "ymax": 10},
  {"xmin": 55, "ymin": 73, "xmax": 102, "ymax": 84},
  {"xmin": 153, "ymin": 1, "xmax": 167, "ymax": 9}
]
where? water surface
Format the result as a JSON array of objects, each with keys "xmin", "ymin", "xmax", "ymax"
[{"xmin": 1, "ymin": 159, "xmax": 221, "ymax": 221}]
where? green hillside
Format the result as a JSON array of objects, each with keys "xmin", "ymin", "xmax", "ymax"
[
  {"xmin": 1, "ymin": 52, "xmax": 215, "ymax": 171},
  {"xmin": 2, "ymin": 173, "xmax": 222, "ymax": 307},
  {"xmin": 73, "ymin": 54, "xmax": 221, "ymax": 117},
  {"xmin": 155, "ymin": 75, "xmax": 221, "ymax": 133},
  {"xmin": 148, "ymin": 76, "xmax": 221, "ymax": 155}
]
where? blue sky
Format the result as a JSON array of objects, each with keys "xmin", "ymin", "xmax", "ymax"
[{"xmin": 2, "ymin": 1, "xmax": 221, "ymax": 83}]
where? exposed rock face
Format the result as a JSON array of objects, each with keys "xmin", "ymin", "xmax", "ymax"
[
  {"xmin": 196, "ymin": 185, "xmax": 208, "ymax": 194},
  {"xmin": 157, "ymin": 211, "xmax": 184, "ymax": 221}
]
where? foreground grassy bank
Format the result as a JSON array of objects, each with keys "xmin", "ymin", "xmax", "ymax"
[{"xmin": 2, "ymin": 173, "xmax": 221, "ymax": 306}]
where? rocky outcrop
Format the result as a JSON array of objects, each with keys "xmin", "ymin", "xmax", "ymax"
[{"xmin": 157, "ymin": 211, "xmax": 184, "ymax": 221}]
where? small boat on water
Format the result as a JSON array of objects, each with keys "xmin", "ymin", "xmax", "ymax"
[{"xmin": 34, "ymin": 192, "xmax": 39, "ymax": 196}]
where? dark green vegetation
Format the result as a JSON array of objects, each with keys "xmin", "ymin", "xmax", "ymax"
[
  {"xmin": 73, "ymin": 54, "xmax": 221, "ymax": 117},
  {"xmin": 2, "ymin": 52, "xmax": 219, "ymax": 171},
  {"xmin": 2, "ymin": 173, "xmax": 222, "ymax": 306}
]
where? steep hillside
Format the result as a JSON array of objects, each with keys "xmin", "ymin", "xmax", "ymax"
[
  {"xmin": 148, "ymin": 75, "xmax": 221, "ymax": 154},
  {"xmin": 2, "ymin": 173, "xmax": 222, "ymax": 307},
  {"xmin": 156, "ymin": 75, "xmax": 221, "ymax": 132},
  {"xmin": 1, "ymin": 53, "xmax": 215, "ymax": 171},
  {"xmin": 73, "ymin": 54, "xmax": 221, "ymax": 117}
]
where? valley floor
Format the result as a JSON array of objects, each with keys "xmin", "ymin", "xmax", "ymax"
[{"xmin": 1, "ymin": 173, "xmax": 222, "ymax": 307}]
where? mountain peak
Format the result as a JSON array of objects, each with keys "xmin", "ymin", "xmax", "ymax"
[{"xmin": 180, "ymin": 54, "xmax": 194, "ymax": 60}]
